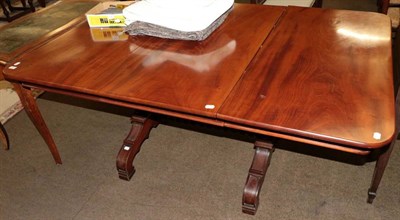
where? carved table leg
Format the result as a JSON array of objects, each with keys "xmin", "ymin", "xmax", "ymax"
[
  {"xmin": 242, "ymin": 140, "xmax": 274, "ymax": 215},
  {"xmin": 367, "ymin": 141, "xmax": 395, "ymax": 203},
  {"xmin": 12, "ymin": 83, "xmax": 62, "ymax": 164},
  {"xmin": 0, "ymin": 122, "xmax": 9, "ymax": 150},
  {"xmin": 116, "ymin": 114, "xmax": 158, "ymax": 181},
  {"xmin": 368, "ymin": 89, "xmax": 399, "ymax": 203}
]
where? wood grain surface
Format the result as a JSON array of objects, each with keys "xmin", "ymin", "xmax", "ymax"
[
  {"xmin": 3, "ymin": 5, "xmax": 395, "ymax": 149},
  {"xmin": 3, "ymin": 4, "xmax": 285, "ymax": 119},
  {"xmin": 218, "ymin": 7, "xmax": 394, "ymax": 149}
]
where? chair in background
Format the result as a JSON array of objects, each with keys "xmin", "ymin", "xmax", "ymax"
[
  {"xmin": 251, "ymin": 0, "xmax": 322, "ymax": 7},
  {"xmin": 0, "ymin": 122, "xmax": 9, "ymax": 150},
  {"xmin": 0, "ymin": 65, "xmax": 10, "ymax": 150},
  {"xmin": 378, "ymin": 0, "xmax": 400, "ymax": 89},
  {"xmin": 378, "ymin": 0, "xmax": 400, "ymax": 31},
  {"xmin": 0, "ymin": 0, "xmax": 35, "ymax": 22}
]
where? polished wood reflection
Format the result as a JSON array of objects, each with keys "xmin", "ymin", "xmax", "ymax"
[
  {"xmin": 2, "ymin": 4, "xmax": 395, "ymax": 215},
  {"xmin": 4, "ymin": 4, "xmax": 285, "ymax": 118},
  {"xmin": 218, "ymin": 7, "xmax": 395, "ymax": 149}
]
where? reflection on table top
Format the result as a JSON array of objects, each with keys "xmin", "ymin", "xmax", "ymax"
[{"xmin": 3, "ymin": 4, "xmax": 395, "ymax": 150}]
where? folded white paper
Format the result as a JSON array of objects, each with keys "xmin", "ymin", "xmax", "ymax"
[{"xmin": 123, "ymin": 0, "xmax": 234, "ymax": 32}]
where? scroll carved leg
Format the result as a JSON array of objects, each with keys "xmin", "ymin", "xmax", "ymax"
[
  {"xmin": 242, "ymin": 140, "xmax": 274, "ymax": 215},
  {"xmin": 116, "ymin": 115, "xmax": 158, "ymax": 181},
  {"xmin": 367, "ymin": 142, "xmax": 395, "ymax": 203},
  {"xmin": 12, "ymin": 83, "xmax": 62, "ymax": 164}
]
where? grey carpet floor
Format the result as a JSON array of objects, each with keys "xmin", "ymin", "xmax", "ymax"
[
  {"xmin": 1, "ymin": 0, "xmax": 399, "ymax": 219},
  {"xmin": 1, "ymin": 93, "xmax": 399, "ymax": 219}
]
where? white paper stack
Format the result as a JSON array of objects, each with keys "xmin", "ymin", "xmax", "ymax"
[{"xmin": 123, "ymin": 0, "xmax": 234, "ymax": 40}]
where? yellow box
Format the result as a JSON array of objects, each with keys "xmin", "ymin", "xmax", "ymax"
[
  {"xmin": 85, "ymin": 1, "xmax": 136, "ymax": 27},
  {"xmin": 90, "ymin": 28, "xmax": 129, "ymax": 42}
]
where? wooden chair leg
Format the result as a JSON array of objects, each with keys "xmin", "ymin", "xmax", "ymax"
[
  {"xmin": 0, "ymin": 122, "xmax": 9, "ymax": 150},
  {"xmin": 0, "ymin": 0, "xmax": 11, "ymax": 21},
  {"xmin": 4, "ymin": 0, "xmax": 12, "ymax": 9},
  {"xmin": 0, "ymin": 0, "xmax": 34, "ymax": 22},
  {"xmin": 27, "ymin": 0, "xmax": 34, "ymax": 12},
  {"xmin": 19, "ymin": 0, "xmax": 26, "ymax": 8}
]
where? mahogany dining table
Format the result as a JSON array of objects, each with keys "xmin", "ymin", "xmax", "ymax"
[{"xmin": 2, "ymin": 4, "xmax": 395, "ymax": 215}]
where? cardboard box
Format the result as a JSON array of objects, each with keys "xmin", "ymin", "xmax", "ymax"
[
  {"xmin": 86, "ymin": 1, "xmax": 136, "ymax": 27},
  {"xmin": 90, "ymin": 28, "xmax": 129, "ymax": 41}
]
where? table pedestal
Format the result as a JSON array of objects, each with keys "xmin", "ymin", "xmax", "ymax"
[
  {"xmin": 116, "ymin": 114, "xmax": 159, "ymax": 181},
  {"xmin": 242, "ymin": 140, "xmax": 274, "ymax": 215}
]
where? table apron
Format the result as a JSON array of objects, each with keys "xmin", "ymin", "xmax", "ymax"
[{"xmin": 22, "ymin": 83, "xmax": 372, "ymax": 156}]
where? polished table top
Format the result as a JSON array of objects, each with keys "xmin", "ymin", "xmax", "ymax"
[
  {"xmin": 218, "ymin": 6, "xmax": 395, "ymax": 149},
  {"xmin": 3, "ymin": 4, "xmax": 395, "ymax": 150},
  {"xmin": 3, "ymin": 4, "xmax": 284, "ymax": 117}
]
